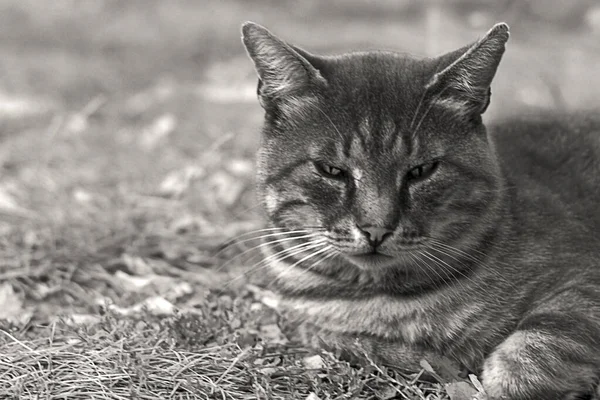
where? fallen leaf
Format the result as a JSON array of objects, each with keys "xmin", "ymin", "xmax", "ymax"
[
  {"xmin": 65, "ymin": 113, "xmax": 88, "ymax": 135},
  {"xmin": 0, "ymin": 91, "xmax": 49, "ymax": 118},
  {"xmin": 122, "ymin": 254, "xmax": 155, "ymax": 275},
  {"xmin": 445, "ymin": 381, "xmax": 478, "ymax": 400},
  {"xmin": 0, "ymin": 283, "xmax": 32, "ymax": 325},
  {"xmin": 419, "ymin": 358, "xmax": 449, "ymax": 383},
  {"xmin": 164, "ymin": 281, "xmax": 193, "ymax": 301},
  {"xmin": 143, "ymin": 296, "xmax": 176, "ymax": 316},
  {"xmin": 305, "ymin": 393, "xmax": 322, "ymax": 400},
  {"xmin": 109, "ymin": 296, "xmax": 176, "ymax": 316},
  {"xmin": 0, "ymin": 185, "xmax": 31, "ymax": 216},
  {"xmin": 469, "ymin": 374, "xmax": 485, "ymax": 393},
  {"xmin": 115, "ymin": 271, "xmax": 153, "ymax": 291},
  {"xmin": 61, "ymin": 314, "xmax": 101, "ymax": 326},
  {"xmin": 159, "ymin": 166, "xmax": 204, "ymax": 197},
  {"xmin": 209, "ymin": 170, "xmax": 246, "ymax": 206},
  {"xmin": 73, "ymin": 188, "xmax": 93, "ymax": 203},
  {"xmin": 170, "ymin": 214, "xmax": 210, "ymax": 234},
  {"xmin": 227, "ymin": 158, "xmax": 254, "ymax": 176},
  {"xmin": 64, "ymin": 95, "xmax": 105, "ymax": 136},
  {"xmin": 260, "ymin": 324, "xmax": 288, "ymax": 345},
  {"xmin": 376, "ymin": 386, "xmax": 399, "ymax": 400},
  {"xmin": 258, "ymin": 367, "xmax": 277, "ymax": 376},
  {"xmin": 420, "ymin": 359, "xmax": 437, "ymax": 376},
  {"xmin": 23, "ymin": 230, "xmax": 40, "ymax": 247},
  {"xmin": 302, "ymin": 355, "xmax": 325, "ymax": 369},
  {"xmin": 139, "ymin": 113, "xmax": 177, "ymax": 150}
]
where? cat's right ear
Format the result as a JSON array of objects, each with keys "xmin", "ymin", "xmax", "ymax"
[
  {"xmin": 426, "ymin": 23, "xmax": 509, "ymax": 119},
  {"xmin": 241, "ymin": 22, "xmax": 326, "ymax": 109}
]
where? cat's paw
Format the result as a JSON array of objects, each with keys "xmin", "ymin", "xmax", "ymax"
[{"xmin": 481, "ymin": 330, "xmax": 599, "ymax": 400}]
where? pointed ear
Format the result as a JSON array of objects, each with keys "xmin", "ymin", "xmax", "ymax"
[
  {"xmin": 426, "ymin": 23, "xmax": 509, "ymax": 118},
  {"xmin": 241, "ymin": 22, "xmax": 326, "ymax": 108}
]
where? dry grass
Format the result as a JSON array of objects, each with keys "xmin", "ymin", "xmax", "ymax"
[
  {"xmin": 0, "ymin": 297, "xmax": 451, "ymax": 399},
  {"xmin": 0, "ymin": 0, "xmax": 598, "ymax": 399}
]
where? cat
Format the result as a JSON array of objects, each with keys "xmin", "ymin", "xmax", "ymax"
[{"xmin": 241, "ymin": 21, "xmax": 600, "ymax": 400}]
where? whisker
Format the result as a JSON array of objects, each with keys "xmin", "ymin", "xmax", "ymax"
[
  {"xmin": 428, "ymin": 239, "xmax": 489, "ymax": 264},
  {"xmin": 283, "ymin": 249, "xmax": 338, "ymax": 283},
  {"xmin": 307, "ymin": 250, "xmax": 337, "ymax": 271},
  {"xmin": 421, "ymin": 249, "xmax": 483, "ymax": 296},
  {"xmin": 217, "ymin": 226, "xmax": 326, "ymax": 250},
  {"xmin": 409, "ymin": 88, "xmax": 427, "ymax": 131},
  {"xmin": 314, "ymin": 104, "xmax": 345, "ymax": 142},
  {"xmin": 420, "ymin": 250, "xmax": 456, "ymax": 284},
  {"xmin": 214, "ymin": 227, "xmax": 289, "ymax": 252},
  {"xmin": 411, "ymin": 86, "xmax": 449, "ymax": 140},
  {"xmin": 222, "ymin": 240, "xmax": 327, "ymax": 287},
  {"xmin": 229, "ymin": 202, "xmax": 266, "ymax": 220},
  {"xmin": 253, "ymin": 239, "xmax": 328, "ymax": 272},
  {"xmin": 409, "ymin": 64, "xmax": 443, "ymax": 132},
  {"xmin": 428, "ymin": 240, "xmax": 517, "ymax": 291},
  {"xmin": 215, "ymin": 233, "xmax": 321, "ymax": 272},
  {"xmin": 269, "ymin": 245, "xmax": 332, "ymax": 287},
  {"xmin": 406, "ymin": 251, "xmax": 440, "ymax": 288},
  {"xmin": 213, "ymin": 229, "xmax": 310, "ymax": 259},
  {"xmin": 415, "ymin": 251, "xmax": 451, "ymax": 288}
]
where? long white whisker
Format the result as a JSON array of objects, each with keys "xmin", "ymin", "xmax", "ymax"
[
  {"xmin": 422, "ymin": 249, "xmax": 480, "ymax": 295},
  {"xmin": 215, "ymin": 227, "xmax": 325, "ymax": 254},
  {"xmin": 255, "ymin": 239, "xmax": 328, "ymax": 271},
  {"xmin": 428, "ymin": 241, "xmax": 517, "ymax": 291},
  {"xmin": 284, "ymin": 249, "xmax": 337, "ymax": 283},
  {"xmin": 406, "ymin": 252, "xmax": 438, "ymax": 287},
  {"xmin": 216, "ymin": 233, "xmax": 320, "ymax": 271},
  {"xmin": 411, "ymin": 86, "xmax": 449, "ymax": 140},
  {"xmin": 429, "ymin": 239, "xmax": 488, "ymax": 264},
  {"xmin": 314, "ymin": 105, "xmax": 344, "ymax": 141},
  {"xmin": 414, "ymin": 251, "xmax": 450, "ymax": 287},
  {"xmin": 223, "ymin": 240, "xmax": 327, "ymax": 287},
  {"xmin": 214, "ymin": 230, "xmax": 310, "ymax": 257},
  {"xmin": 307, "ymin": 250, "xmax": 337, "ymax": 271},
  {"xmin": 409, "ymin": 89, "xmax": 427, "ymax": 131},
  {"xmin": 269, "ymin": 245, "xmax": 332, "ymax": 286}
]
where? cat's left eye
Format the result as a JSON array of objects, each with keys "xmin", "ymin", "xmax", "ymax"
[
  {"xmin": 313, "ymin": 162, "xmax": 346, "ymax": 179},
  {"xmin": 407, "ymin": 161, "xmax": 438, "ymax": 181}
]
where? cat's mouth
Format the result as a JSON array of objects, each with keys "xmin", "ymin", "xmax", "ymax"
[{"xmin": 348, "ymin": 252, "xmax": 394, "ymax": 267}]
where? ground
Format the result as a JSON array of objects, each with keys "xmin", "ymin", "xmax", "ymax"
[{"xmin": 0, "ymin": 1, "xmax": 599, "ymax": 399}]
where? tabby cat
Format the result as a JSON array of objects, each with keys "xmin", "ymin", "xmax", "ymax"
[{"xmin": 242, "ymin": 21, "xmax": 600, "ymax": 400}]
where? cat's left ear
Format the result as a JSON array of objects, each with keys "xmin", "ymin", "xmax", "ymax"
[
  {"xmin": 241, "ymin": 22, "xmax": 326, "ymax": 109},
  {"xmin": 427, "ymin": 23, "xmax": 509, "ymax": 118}
]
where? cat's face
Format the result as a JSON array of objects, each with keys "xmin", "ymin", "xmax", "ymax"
[{"xmin": 243, "ymin": 23, "xmax": 509, "ymax": 294}]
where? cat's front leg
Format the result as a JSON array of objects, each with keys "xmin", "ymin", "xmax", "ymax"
[{"xmin": 481, "ymin": 312, "xmax": 600, "ymax": 400}]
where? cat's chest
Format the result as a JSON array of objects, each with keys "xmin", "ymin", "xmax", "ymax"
[{"xmin": 281, "ymin": 293, "xmax": 482, "ymax": 346}]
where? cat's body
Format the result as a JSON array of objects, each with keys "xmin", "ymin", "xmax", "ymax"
[{"xmin": 242, "ymin": 22, "xmax": 600, "ymax": 399}]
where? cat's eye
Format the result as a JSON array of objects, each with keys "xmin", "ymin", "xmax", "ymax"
[
  {"xmin": 313, "ymin": 162, "xmax": 346, "ymax": 179},
  {"xmin": 407, "ymin": 161, "xmax": 438, "ymax": 181}
]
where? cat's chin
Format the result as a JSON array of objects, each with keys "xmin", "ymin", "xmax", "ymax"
[{"xmin": 347, "ymin": 252, "xmax": 396, "ymax": 268}]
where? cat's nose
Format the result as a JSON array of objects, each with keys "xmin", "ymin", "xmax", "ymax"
[{"xmin": 356, "ymin": 225, "xmax": 393, "ymax": 247}]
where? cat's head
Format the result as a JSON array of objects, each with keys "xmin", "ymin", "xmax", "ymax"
[{"xmin": 242, "ymin": 22, "xmax": 509, "ymax": 295}]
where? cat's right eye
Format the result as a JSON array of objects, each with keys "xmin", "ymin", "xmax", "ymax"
[
  {"xmin": 313, "ymin": 161, "xmax": 346, "ymax": 180},
  {"xmin": 407, "ymin": 161, "xmax": 438, "ymax": 182}
]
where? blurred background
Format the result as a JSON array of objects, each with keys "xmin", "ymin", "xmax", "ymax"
[{"xmin": 0, "ymin": 0, "xmax": 599, "ymax": 317}]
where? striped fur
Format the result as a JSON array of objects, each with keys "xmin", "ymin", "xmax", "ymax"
[{"xmin": 242, "ymin": 22, "xmax": 600, "ymax": 399}]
